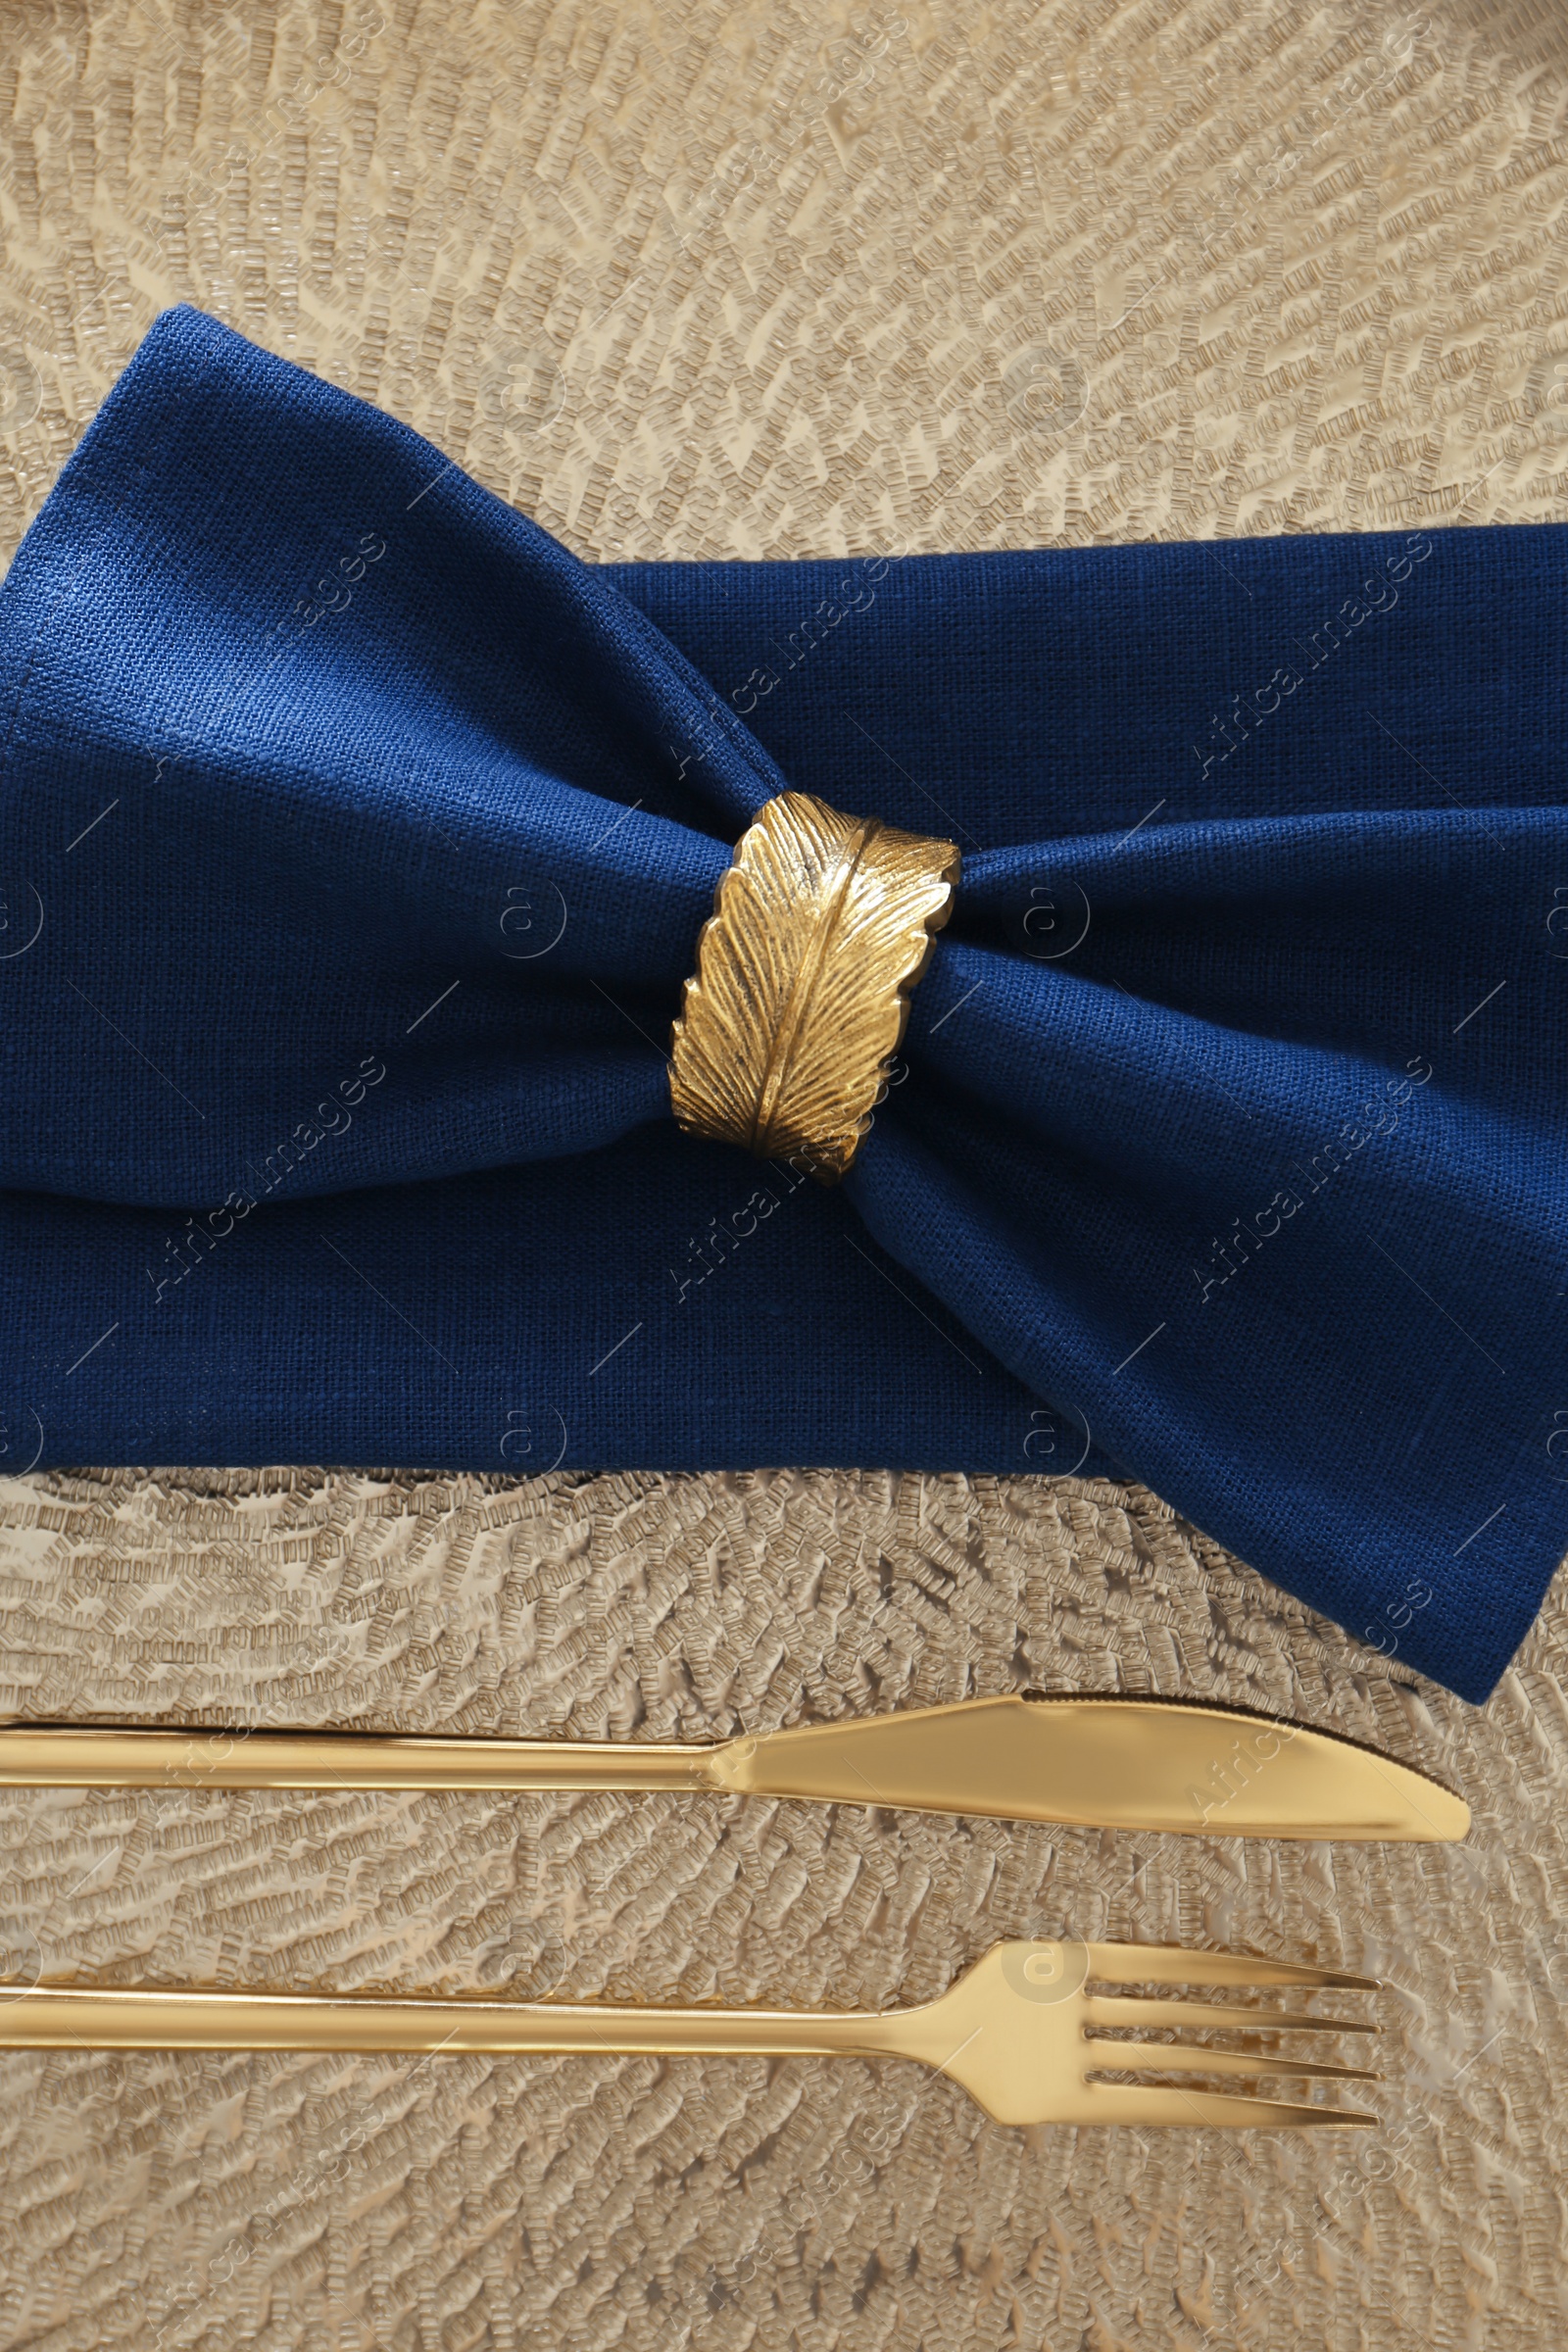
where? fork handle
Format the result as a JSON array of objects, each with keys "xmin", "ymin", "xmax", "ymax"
[{"xmin": 0, "ymin": 1984, "xmax": 893, "ymax": 2058}]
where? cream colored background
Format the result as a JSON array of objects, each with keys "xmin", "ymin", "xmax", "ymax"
[{"xmin": 1, "ymin": 3, "xmax": 1567, "ymax": 2346}]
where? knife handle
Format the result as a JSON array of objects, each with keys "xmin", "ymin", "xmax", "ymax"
[{"xmin": 0, "ymin": 1724, "xmax": 712, "ymax": 1793}]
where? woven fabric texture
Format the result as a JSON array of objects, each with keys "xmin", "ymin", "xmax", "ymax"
[{"xmin": 2, "ymin": 3, "xmax": 1568, "ymax": 2348}]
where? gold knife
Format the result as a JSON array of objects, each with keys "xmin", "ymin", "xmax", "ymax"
[{"xmin": 0, "ymin": 1694, "xmax": 1467, "ymax": 1838}]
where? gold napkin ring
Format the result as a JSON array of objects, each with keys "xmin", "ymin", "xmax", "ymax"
[{"xmin": 669, "ymin": 791, "xmax": 960, "ymax": 1183}]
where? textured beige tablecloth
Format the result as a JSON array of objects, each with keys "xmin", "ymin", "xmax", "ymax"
[{"xmin": 3, "ymin": 4, "xmax": 1568, "ymax": 2346}]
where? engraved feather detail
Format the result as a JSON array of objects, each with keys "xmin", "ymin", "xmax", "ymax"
[{"xmin": 668, "ymin": 791, "xmax": 959, "ymax": 1183}]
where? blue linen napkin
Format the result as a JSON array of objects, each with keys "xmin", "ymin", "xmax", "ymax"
[{"xmin": 1, "ymin": 303, "xmax": 1563, "ymax": 1700}]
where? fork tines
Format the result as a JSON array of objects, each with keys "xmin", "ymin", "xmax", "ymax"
[{"xmin": 1081, "ymin": 1941, "xmax": 1382, "ymax": 2129}]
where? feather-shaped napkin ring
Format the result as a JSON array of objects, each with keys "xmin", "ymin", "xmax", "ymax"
[{"xmin": 669, "ymin": 792, "xmax": 958, "ymax": 1181}]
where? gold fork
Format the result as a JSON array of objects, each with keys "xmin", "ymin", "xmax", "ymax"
[{"xmin": 0, "ymin": 1940, "xmax": 1380, "ymax": 2128}]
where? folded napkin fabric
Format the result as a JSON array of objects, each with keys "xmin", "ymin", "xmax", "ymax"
[{"xmin": 1, "ymin": 304, "xmax": 1563, "ymax": 1701}]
